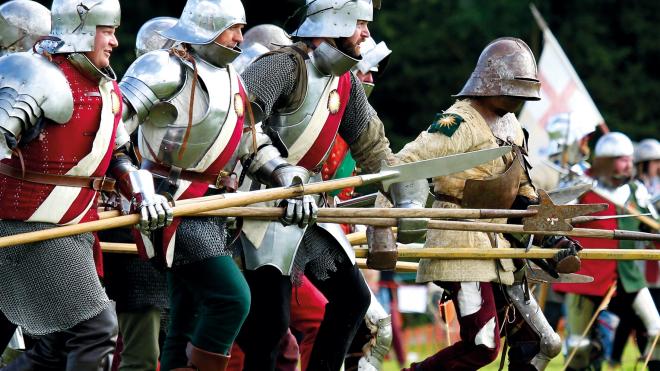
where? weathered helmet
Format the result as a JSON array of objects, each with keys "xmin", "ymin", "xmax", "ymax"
[
  {"xmin": 160, "ymin": 0, "xmax": 245, "ymax": 45},
  {"xmin": 353, "ymin": 36, "xmax": 391, "ymax": 75},
  {"xmin": 594, "ymin": 132, "xmax": 634, "ymax": 158},
  {"xmin": 634, "ymin": 138, "xmax": 660, "ymax": 164},
  {"xmin": 46, "ymin": 0, "xmax": 120, "ymax": 53},
  {"xmin": 135, "ymin": 17, "xmax": 177, "ymax": 57},
  {"xmin": 233, "ymin": 24, "xmax": 291, "ymax": 74},
  {"xmin": 0, "ymin": 0, "xmax": 51, "ymax": 55},
  {"xmin": 455, "ymin": 37, "xmax": 540, "ymax": 100},
  {"xmin": 292, "ymin": 0, "xmax": 374, "ymax": 38}
]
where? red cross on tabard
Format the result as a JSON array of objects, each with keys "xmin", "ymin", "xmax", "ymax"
[{"xmin": 537, "ymin": 71, "xmax": 577, "ymax": 129}]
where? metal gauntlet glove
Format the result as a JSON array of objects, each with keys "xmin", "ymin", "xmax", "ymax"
[
  {"xmin": 389, "ymin": 179, "xmax": 430, "ymax": 244},
  {"xmin": 127, "ymin": 170, "xmax": 174, "ymax": 232},
  {"xmin": 272, "ymin": 166, "xmax": 318, "ymax": 228}
]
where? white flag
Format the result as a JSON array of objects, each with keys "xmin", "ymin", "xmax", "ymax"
[{"xmin": 519, "ymin": 27, "xmax": 604, "ymax": 189}]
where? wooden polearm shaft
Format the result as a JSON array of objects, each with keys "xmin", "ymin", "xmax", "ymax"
[
  {"xmin": 109, "ymin": 206, "xmax": 655, "ymax": 241},
  {"xmin": 353, "ymin": 247, "xmax": 660, "ymax": 261},
  {"xmin": 153, "ymin": 207, "xmax": 537, "ymax": 220},
  {"xmin": 99, "ymin": 242, "xmax": 419, "ymax": 273},
  {"xmin": 102, "ymin": 242, "xmax": 660, "ymax": 261},
  {"xmin": 340, "ymin": 220, "xmax": 658, "ymax": 242},
  {"xmin": 0, "ymin": 172, "xmax": 397, "ymax": 249}
]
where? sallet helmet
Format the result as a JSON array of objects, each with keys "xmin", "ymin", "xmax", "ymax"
[
  {"xmin": 634, "ymin": 138, "xmax": 660, "ymax": 164},
  {"xmin": 455, "ymin": 37, "xmax": 540, "ymax": 100},
  {"xmin": 292, "ymin": 0, "xmax": 374, "ymax": 39},
  {"xmin": 0, "ymin": 0, "xmax": 51, "ymax": 55},
  {"xmin": 46, "ymin": 0, "xmax": 120, "ymax": 53},
  {"xmin": 135, "ymin": 17, "xmax": 178, "ymax": 57},
  {"xmin": 594, "ymin": 132, "xmax": 634, "ymax": 158}
]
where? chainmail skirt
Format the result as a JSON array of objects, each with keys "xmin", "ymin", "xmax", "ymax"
[
  {"xmin": 0, "ymin": 221, "xmax": 111, "ymax": 335},
  {"xmin": 291, "ymin": 225, "xmax": 349, "ymax": 286},
  {"xmin": 172, "ymin": 216, "xmax": 231, "ymax": 267}
]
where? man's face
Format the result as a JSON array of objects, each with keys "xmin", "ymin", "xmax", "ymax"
[
  {"xmin": 612, "ymin": 155, "xmax": 633, "ymax": 178},
  {"xmin": 356, "ymin": 70, "xmax": 373, "ymax": 83},
  {"xmin": 339, "ymin": 20, "xmax": 370, "ymax": 58},
  {"xmin": 484, "ymin": 96, "xmax": 524, "ymax": 116},
  {"xmin": 215, "ymin": 24, "xmax": 244, "ymax": 49},
  {"xmin": 84, "ymin": 26, "xmax": 118, "ymax": 69}
]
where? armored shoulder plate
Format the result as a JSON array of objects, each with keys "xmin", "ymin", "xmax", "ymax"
[
  {"xmin": 0, "ymin": 52, "xmax": 73, "ymax": 138},
  {"xmin": 119, "ymin": 50, "xmax": 186, "ymax": 124}
]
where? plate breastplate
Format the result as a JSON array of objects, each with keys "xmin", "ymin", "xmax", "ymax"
[
  {"xmin": 267, "ymin": 59, "xmax": 334, "ymax": 150},
  {"xmin": 139, "ymin": 56, "xmax": 235, "ymax": 169}
]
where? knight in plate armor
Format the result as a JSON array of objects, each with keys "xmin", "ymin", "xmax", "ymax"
[
  {"xmin": 0, "ymin": 0, "xmax": 172, "ymax": 369},
  {"xmin": 119, "ymin": 1, "xmax": 316, "ymax": 369},
  {"xmin": 374, "ymin": 37, "xmax": 581, "ymax": 371},
  {"xmin": 236, "ymin": 1, "xmax": 396, "ymax": 369}
]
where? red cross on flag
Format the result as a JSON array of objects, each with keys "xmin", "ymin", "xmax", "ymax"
[{"xmin": 519, "ymin": 18, "xmax": 605, "ymax": 163}]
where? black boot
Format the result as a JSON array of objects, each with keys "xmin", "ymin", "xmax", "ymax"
[{"xmin": 3, "ymin": 306, "xmax": 118, "ymax": 371}]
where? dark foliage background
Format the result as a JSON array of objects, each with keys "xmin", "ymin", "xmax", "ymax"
[{"xmin": 35, "ymin": 0, "xmax": 659, "ymax": 151}]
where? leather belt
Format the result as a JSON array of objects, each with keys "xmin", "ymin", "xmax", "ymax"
[
  {"xmin": 433, "ymin": 192, "xmax": 463, "ymax": 205},
  {"xmin": 142, "ymin": 159, "xmax": 237, "ymax": 192},
  {"xmin": 0, "ymin": 162, "xmax": 116, "ymax": 192}
]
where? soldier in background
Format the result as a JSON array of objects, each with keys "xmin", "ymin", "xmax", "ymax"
[
  {"xmin": 99, "ymin": 16, "xmax": 178, "ymax": 371},
  {"xmin": 554, "ymin": 132, "xmax": 660, "ymax": 370}
]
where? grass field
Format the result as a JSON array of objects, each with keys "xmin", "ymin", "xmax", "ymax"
[{"xmin": 380, "ymin": 334, "xmax": 644, "ymax": 371}]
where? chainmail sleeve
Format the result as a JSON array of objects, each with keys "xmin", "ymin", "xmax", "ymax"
[
  {"xmin": 341, "ymin": 73, "xmax": 394, "ymax": 174},
  {"xmin": 338, "ymin": 72, "xmax": 376, "ymax": 143},
  {"xmin": 240, "ymin": 52, "xmax": 298, "ymax": 118}
]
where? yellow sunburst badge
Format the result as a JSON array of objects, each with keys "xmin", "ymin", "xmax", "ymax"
[
  {"xmin": 427, "ymin": 113, "xmax": 464, "ymax": 137},
  {"xmin": 110, "ymin": 90, "xmax": 120, "ymax": 115},
  {"xmin": 439, "ymin": 115, "xmax": 456, "ymax": 127},
  {"xmin": 234, "ymin": 93, "xmax": 244, "ymax": 118},
  {"xmin": 328, "ymin": 89, "xmax": 341, "ymax": 115}
]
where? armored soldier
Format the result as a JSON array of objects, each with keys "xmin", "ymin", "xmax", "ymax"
[
  {"xmin": 0, "ymin": 0, "xmax": 172, "ymax": 369},
  {"xmin": 0, "ymin": 0, "xmax": 51, "ymax": 363},
  {"xmin": 376, "ymin": 38, "xmax": 579, "ymax": 370},
  {"xmin": 554, "ymin": 132, "xmax": 660, "ymax": 370},
  {"xmin": 120, "ymin": 1, "xmax": 316, "ymax": 369},
  {"xmin": 237, "ymin": 0, "xmax": 395, "ymax": 369},
  {"xmin": 0, "ymin": 0, "xmax": 50, "ymax": 56},
  {"xmin": 635, "ymin": 138, "xmax": 660, "ymax": 198}
]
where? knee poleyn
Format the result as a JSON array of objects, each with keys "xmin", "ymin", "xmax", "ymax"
[{"xmin": 540, "ymin": 332, "xmax": 562, "ymax": 358}]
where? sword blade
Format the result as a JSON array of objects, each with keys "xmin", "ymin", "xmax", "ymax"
[{"xmin": 380, "ymin": 146, "xmax": 512, "ymax": 191}]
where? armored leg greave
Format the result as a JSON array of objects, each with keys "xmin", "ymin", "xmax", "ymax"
[
  {"xmin": 505, "ymin": 283, "xmax": 561, "ymax": 370},
  {"xmin": 345, "ymin": 290, "xmax": 392, "ymax": 370}
]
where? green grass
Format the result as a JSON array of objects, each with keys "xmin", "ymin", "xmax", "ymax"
[{"xmin": 381, "ymin": 340, "xmax": 644, "ymax": 371}]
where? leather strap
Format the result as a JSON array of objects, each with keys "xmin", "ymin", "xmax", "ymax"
[
  {"xmin": 0, "ymin": 162, "xmax": 116, "ymax": 192},
  {"xmin": 142, "ymin": 159, "xmax": 237, "ymax": 192},
  {"xmin": 432, "ymin": 192, "xmax": 462, "ymax": 205}
]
